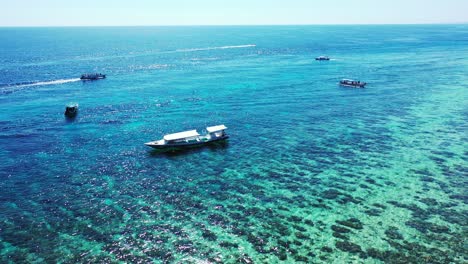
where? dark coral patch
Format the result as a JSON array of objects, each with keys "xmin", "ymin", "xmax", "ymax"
[
  {"xmin": 366, "ymin": 248, "xmax": 391, "ymax": 261},
  {"xmin": 335, "ymin": 241, "xmax": 362, "ymax": 254},
  {"xmin": 295, "ymin": 232, "xmax": 309, "ymax": 240},
  {"xmin": 294, "ymin": 225, "xmax": 307, "ymax": 232},
  {"xmin": 336, "ymin": 218, "xmax": 363, "ymax": 230},
  {"xmin": 372, "ymin": 203, "xmax": 387, "ymax": 209},
  {"xmin": 364, "ymin": 208, "xmax": 382, "ymax": 216},
  {"xmin": 332, "ymin": 232, "xmax": 348, "ymax": 240},
  {"xmin": 419, "ymin": 198, "xmax": 438, "ymax": 206},
  {"xmin": 321, "ymin": 246, "xmax": 333, "ymax": 253},
  {"xmin": 365, "ymin": 178, "xmax": 376, "ymax": 184},
  {"xmin": 288, "ymin": 215, "xmax": 303, "ymax": 223},
  {"xmin": 269, "ymin": 220, "xmax": 291, "ymax": 236},
  {"xmin": 331, "ymin": 225, "xmax": 351, "ymax": 233},
  {"xmin": 322, "ymin": 189, "xmax": 342, "ymax": 199},
  {"xmin": 277, "ymin": 239, "xmax": 291, "ymax": 249},
  {"xmin": 405, "ymin": 220, "xmax": 450, "ymax": 234},
  {"xmin": 219, "ymin": 241, "xmax": 238, "ymax": 248},
  {"xmin": 293, "ymin": 240, "xmax": 303, "ymax": 246},
  {"xmin": 338, "ymin": 195, "xmax": 362, "ymax": 204},
  {"xmin": 294, "ymin": 255, "xmax": 309, "ymax": 262},
  {"xmin": 202, "ymin": 229, "xmax": 217, "ymax": 241},
  {"xmin": 276, "ymin": 250, "xmax": 287, "ymax": 260},
  {"xmin": 384, "ymin": 227, "xmax": 404, "ymax": 240},
  {"xmin": 449, "ymin": 194, "xmax": 468, "ymax": 204},
  {"xmin": 387, "ymin": 201, "xmax": 431, "ymax": 219}
]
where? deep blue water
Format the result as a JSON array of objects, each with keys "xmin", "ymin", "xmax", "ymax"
[{"xmin": 0, "ymin": 25, "xmax": 467, "ymax": 263}]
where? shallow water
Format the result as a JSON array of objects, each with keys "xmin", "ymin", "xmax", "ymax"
[{"xmin": 0, "ymin": 25, "xmax": 467, "ymax": 263}]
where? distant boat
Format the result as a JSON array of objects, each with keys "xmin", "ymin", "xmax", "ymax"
[
  {"xmin": 80, "ymin": 73, "xmax": 106, "ymax": 80},
  {"xmin": 64, "ymin": 103, "xmax": 78, "ymax": 118},
  {"xmin": 315, "ymin": 56, "xmax": 330, "ymax": 61},
  {"xmin": 339, "ymin": 79, "xmax": 366, "ymax": 88},
  {"xmin": 145, "ymin": 125, "xmax": 229, "ymax": 149}
]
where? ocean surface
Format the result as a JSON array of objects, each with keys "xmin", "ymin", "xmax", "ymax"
[{"xmin": 0, "ymin": 25, "xmax": 467, "ymax": 263}]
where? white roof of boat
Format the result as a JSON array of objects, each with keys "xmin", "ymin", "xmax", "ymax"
[
  {"xmin": 163, "ymin": 130, "xmax": 200, "ymax": 141},
  {"xmin": 206, "ymin": 125, "xmax": 227, "ymax": 133}
]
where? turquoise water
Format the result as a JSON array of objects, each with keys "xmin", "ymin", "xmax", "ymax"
[{"xmin": 0, "ymin": 25, "xmax": 467, "ymax": 263}]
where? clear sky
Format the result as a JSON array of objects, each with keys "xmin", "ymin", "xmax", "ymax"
[{"xmin": 1, "ymin": 0, "xmax": 467, "ymax": 26}]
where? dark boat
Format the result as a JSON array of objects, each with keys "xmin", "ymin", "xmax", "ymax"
[
  {"xmin": 145, "ymin": 125, "xmax": 228, "ymax": 149},
  {"xmin": 339, "ymin": 79, "xmax": 366, "ymax": 88},
  {"xmin": 80, "ymin": 73, "xmax": 106, "ymax": 80},
  {"xmin": 315, "ymin": 56, "xmax": 330, "ymax": 61},
  {"xmin": 64, "ymin": 103, "xmax": 78, "ymax": 118}
]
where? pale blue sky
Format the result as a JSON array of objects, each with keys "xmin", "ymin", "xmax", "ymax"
[{"xmin": 1, "ymin": 0, "xmax": 467, "ymax": 26}]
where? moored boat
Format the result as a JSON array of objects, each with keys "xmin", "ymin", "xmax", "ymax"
[
  {"xmin": 315, "ymin": 56, "xmax": 330, "ymax": 61},
  {"xmin": 339, "ymin": 79, "xmax": 366, "ymax": 88},
  {"xmin": 145, "ymin": 125, "xmax": 228, "ymax": 149},
  {"xmin": 80, "ymin": 73, "xmax": 106, "ymax": 80},
  {"xmin": 64, "ymin": 103, "xmax": 78, "ymax": 118}
]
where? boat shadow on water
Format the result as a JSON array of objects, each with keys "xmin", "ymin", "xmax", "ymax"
[
  {"xmin": 148, "ymin": 140, "xmax": 230, "ymax": 157},
  {"xmin": 64, "ymin": 116, "xmax": 78, "ymax": 123}
]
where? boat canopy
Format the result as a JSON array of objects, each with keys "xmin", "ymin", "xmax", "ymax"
[
  {"xmin": 66, "ymin": 103, "xmax": 78, "ymax": 107},
  {"xmin": 206, "ymin": 125, "xmax": 227, "ymax": 133},
  {"xmin": 163, "ymin": 130, "xmax": 200, "ymax": 141}
]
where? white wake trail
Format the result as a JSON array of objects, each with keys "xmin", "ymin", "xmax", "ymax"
[
  {"xmin": 15, "ymin": 78, "xmax": 81, "ymax": 88},
  {"xmin": 176, "ymin": 44, "xmax": 256, "ymax": 52}
]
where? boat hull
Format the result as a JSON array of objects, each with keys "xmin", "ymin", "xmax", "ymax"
[
  {"xmin": 339, "ymin": 84, "xmax": 366, "ymax": 88},
  {"xmin": 64, "ymin": 105, "xmax": 78, "ymax": 118},
  {"xmin": 64, "ymin": 111, "xmax": 77, "ymax": 118},
  {"xmin": 145, "ymin": 135, "xmax": 229, "ymax": 149},
  {"xmin": 80, "ymin": 77, "xmax": 106, "ymax": 80},
  {"xmin": 80, "ymin": 74, "xmax": 106, "ymax": 80}
]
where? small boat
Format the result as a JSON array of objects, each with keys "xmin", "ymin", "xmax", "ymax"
[
  {"xmin": 64, "ymin": 103, "xmax": 78, "ymax": 118},
  {"xmin": 315, "ymin": 56, "xmax": 330, "ymax": 61},
  {"xmin": 145, "ymin": 125, "xmax": 228, "ymax": 149},
  {"xmin": 80, "ymin": 73, "xmax": 106, "ymax": 80},
  {"xmin": 339, "ymin": 79, "xmax": 366, "ymax": 88}
]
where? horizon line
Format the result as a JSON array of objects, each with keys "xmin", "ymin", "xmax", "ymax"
[{"xmin": 0, "ymin": 22, "xmax": 467, "ymax": 28}]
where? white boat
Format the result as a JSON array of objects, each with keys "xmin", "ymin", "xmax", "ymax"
[
  {"xmin": 339, "ymin": 79, "xmax": 366, "ymax": 88},
  {"xmin": 315, "ymin": 56, "xmax": 330, "ymax": 61},
  {"xmin": 80, "ymin": 73, "xmax": 106, "ymax": 80},
  {"xmin": 145, "ymin": 125, "xmax": 228, "ymax": 149}
]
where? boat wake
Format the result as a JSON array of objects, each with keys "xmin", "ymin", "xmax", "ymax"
[
  {"xmin": 176, "ymin": 44, "xmax": 256, "ymax": 52},
  {"xmin": 18, "ymin": 45, "xmax": 257, "ymax": 65},
  {"xmin": 0, "ymin": 78, "xmax": 81, "ymax": 94},
  {"xmin": 16, "ymin": 78, "xmax": 81, "ymax": 88}
]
